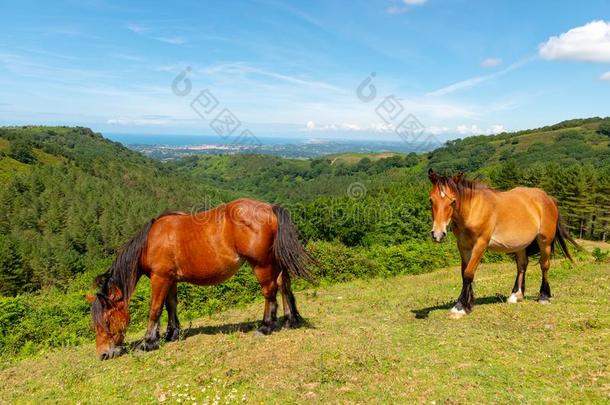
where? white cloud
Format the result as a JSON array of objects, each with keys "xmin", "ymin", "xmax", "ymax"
[
  {"xmin": 107, "ymin": 116, "xmax": 170, "ymax": 126},
  {"xmin": 600, "ymin": 71, "xmax": 610, "ymax": 80},
  {"xmin": 154, "ymin": 36, "xmax": 187, "ymax": 45},
  {"xmin": 110, "ymin": 53, "xmax": 145, "ymax": 62},
  {"xmin": 200, "ymin": 62, "xmax": 342, "ymax": 92},
  {"xmin": 427, "ymin": 124, "xmax": 505, "ymax": 136},
  {"xmin": 456, "ymin": 124, "xmax": 505, "ymax": 135},
  {"xmin": 126, "ymin": 23, "xmax": 148, "ymax": 33},
  {"xmin": 303, "ymin": 121, "xmax": 365, "ymax": 132},
  {"xmin": 126, "ymin": 23, "xmax": 188, "ymax": 45},
  {"xmin": 427, "ymin": 57, "xmax": 532, "ymax": 96},
  {"xmin": 386, "ymin": 7, "xmax": 407, "ymax": 15},
  {"xmin": 539, "ymin": 20, "xmax": 610, "ymax": 63},
  {"xmin": 386, "ymin": 0, "xmax": 427, "ymax": 14},
  {"xmin": 301, "ymin": 121, "xmax": 506, "ymax": 137},
  {"xmin": 480, "ymin": 58, "xmax": 502, "ymax": 68}
]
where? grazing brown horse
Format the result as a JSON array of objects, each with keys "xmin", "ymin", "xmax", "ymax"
[
  {"xmin": 427, "ymin": 169, "xmax": 578, "ymax": 318},
  {"xmin": 90, "ymin": 198, "xmax": 315, "ymax": 360}
]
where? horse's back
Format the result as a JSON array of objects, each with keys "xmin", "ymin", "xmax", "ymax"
[
  {"xmin": 501, "ymin": 187, "xmax": 558, "ymax": 217},
  {"xmin": 488, "ymin": 187, "xmax": 557, "ymax": 252},
  {"xmin": 225, "ymin": 198, "xmax": 278, "ymax": 264}
]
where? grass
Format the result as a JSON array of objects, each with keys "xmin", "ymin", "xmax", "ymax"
[
  {"xmin": 0, "ymin": 260, "xmax": 608, "ymax": 404},
  {"xmin": 327, "ymin": 152, "xmax": 401, "ymax": 165},
  {"xmin": 0, "ymin": 156, "xmax": 31, "ymax": 184}
]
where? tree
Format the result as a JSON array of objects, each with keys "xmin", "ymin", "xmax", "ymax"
[
  {"xmin": 8, "ymin": 138, "xmax": 37, "ymax": 164},
  {"xmin": 0, "ymin": 235, "xmax": 30, "ymax": 296},
  {"xmin": 598, "ymin": 119, "xmax": 610, "ymax": 137},
  {"xmin": 490, "ymin": 161, "xmax": 522, "ymax": 191}
]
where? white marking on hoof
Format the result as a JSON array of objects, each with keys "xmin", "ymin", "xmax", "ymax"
[
  {"xmin": 449, "ymin": 306, "xmax": 467, "ymax": 319},
  {"xmin": 507, "ymin": 292, "xmax": 523, "ymax": 304},
  {"xmin": 538, "ymin": 299, "xmax": 551, "ymax": 305}
]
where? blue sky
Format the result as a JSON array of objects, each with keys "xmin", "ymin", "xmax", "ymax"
[{"xmin": 0, "ymin": 0, "xmax": 609, "ymax": 141}]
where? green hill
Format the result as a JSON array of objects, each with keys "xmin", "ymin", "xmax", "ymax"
[
  {"xmin": 427, "ymin": 117, "xmax": 610, "ymax": 172},
  {"xmin": 1, "ymin": 259, "xmax": 608, "ymax": 403},
  {"xmin": 0, "ymin": 126, "xmax": 232, "ymax": 296},
  {"xmin": 0, "ymin": 120, "xmax": 609, "ymax": 366}
]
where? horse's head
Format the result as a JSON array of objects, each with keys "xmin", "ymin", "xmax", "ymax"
[
  {"xmin": 427, "ymin": 169, "xmax": 462, "ymax": 242},
  {"xmin": 89, "ymin": 282, "xmax": 129, "ymax": 360}
]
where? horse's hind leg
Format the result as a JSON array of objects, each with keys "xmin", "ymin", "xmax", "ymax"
[
  {"xmin": 538, "ymin": 240, "xmax": 552, "ymax": 304},
  {"xmin": 164, "ymin": 282, "xmax": 181, "ymax": 342},
  {"xmin": 508, "ymin": 250, "xmax": 528, "ymax": 304},
  {"xmin": 277, "ymin": 270, "xmax": 302, "ymax": 328},
  {"xmin": 253, "ymin": 264, "xmax": 280, "ymax": 335},
  {"xmin": 138, "ymin": 275, "xmax": 173, "ymax": 351}
]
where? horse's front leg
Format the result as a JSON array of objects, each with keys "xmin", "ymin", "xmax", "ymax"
[
  {"xmin": 164, "ymin": 282, "xmax": 181, "ymax": 342},
  {"xmin": 451, "ymin": 239, "xmax": 487, "ymax": 319},
  {"xmin": 138, "ymin": 275, "xmax": 173, "ymax": 351}
]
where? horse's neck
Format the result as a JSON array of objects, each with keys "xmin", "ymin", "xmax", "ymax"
[
  {"xmin": 452, "ymin": 188, "xmax": 493, "ymax": 230},
  {"xmin": 113, "ymin": 272, "xmax": 142, "ymax": 306}
]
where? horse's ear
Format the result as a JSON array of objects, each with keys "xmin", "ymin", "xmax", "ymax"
[
  {"xmin": 453, "ymin": 171, "xmax": 464, "ymax": 183},
  {"xmin": 428, "ymin": 168, "xmax": 439, "ymax": 184}
]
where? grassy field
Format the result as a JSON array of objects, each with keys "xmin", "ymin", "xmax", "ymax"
[
  {"xmin": 1, "ymin": 260, "xmax": 608, "ymax": 404},
  {"xmin": 327, "ymin": 152, "xmax": 401, "ymax": 165}
]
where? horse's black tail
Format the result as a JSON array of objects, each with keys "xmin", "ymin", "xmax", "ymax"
[
  {"xmin": 272, "ymin": 205, "xmax": 317, "ymax": 283},
  {"xmin": 555, "ymin": 213, "xmax": 580, "ymax": 262}
]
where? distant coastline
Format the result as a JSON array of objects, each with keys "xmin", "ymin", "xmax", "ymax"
[{"xmin": 105, "ymin": 132, "xmax": 439, "ymax": 159}]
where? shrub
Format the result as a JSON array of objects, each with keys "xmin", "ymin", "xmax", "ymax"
[
  {"xmin": 592, "ymin": 247, "xmax": 609, "ymax": 263},
  {"xmin": 307, "ymin": 241, "xmax": 380, "ymax": 283},
  {"xmin": 597, "ymin": 119, "xmax": 610, "ymax": 137},
  {"xmin": 8, "ymin": 138, "xmax": 37, "ymax": 164}
]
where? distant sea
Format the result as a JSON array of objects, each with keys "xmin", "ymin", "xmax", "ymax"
[{"xmin": 103, "ymin": 133, "xmax": 409, "ymax": 147}]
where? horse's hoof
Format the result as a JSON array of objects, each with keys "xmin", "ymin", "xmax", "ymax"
[
  {"xmin": 255, "ymin": 325, "xmax": 272, "ymax": 336},
  {"xmin": 507, "ymin": 292, "xmax": 523, "ymax": 304},
  {"xmin": 164, "ymin": 329, "xmax": 181, "ymax": 342},
  {"xmin": 538, "ymin": 299, "xmax": 551, "ymax": 305},
  {"xmin": 449, "ymin": 306, "xmax": 468, "ymax": 319},
  {"xmin": 136, "ymin": 340, "xmax": 160, "ymax": 352},
  {"xmin": 283, "ymin": 316, "xmax": 303, "ymax": 329}
]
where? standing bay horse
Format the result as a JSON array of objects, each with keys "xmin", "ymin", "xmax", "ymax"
[
  {"xmin": 428, "ymin": 169, "xmax": 578, "ymax": 319},
  {"xmin": 90, "ymin": 198, "xmax": 315, "ymax": 360}
]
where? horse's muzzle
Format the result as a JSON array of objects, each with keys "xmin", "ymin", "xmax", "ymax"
[
  {"xmin": 431, "ymin": 231, "xmax": 447, "ymax": 243},
  {"xmin": 99, "ymin": 346, "xmax": 126, "ymax": 360}
]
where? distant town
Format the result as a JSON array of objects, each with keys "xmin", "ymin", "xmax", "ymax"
[{"xmin": 126, "ymin": 139, "xmax": 439, "ymax": 160}]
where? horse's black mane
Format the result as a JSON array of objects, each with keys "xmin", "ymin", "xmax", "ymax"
[
  {"xmin": 440, "ymin": 174, "xmax": 492, "ymax": 193},
  {"xmin": 431, "ymin": 171, "xmax": 496, "ymax": 209},
  {"xmin": 91, "ymin": 211, "xmax": 187, "ymax": 330}
]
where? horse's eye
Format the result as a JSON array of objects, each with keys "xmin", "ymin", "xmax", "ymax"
[{"xmin": 451, "ymin": 200, "xmax": 456, "ymax": 207}]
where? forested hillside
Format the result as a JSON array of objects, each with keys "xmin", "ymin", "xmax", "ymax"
[
  {"xmin": 169, "ymin": 117, "xmax": 610, "ymax": 240},
  {"xmin": 0, "ymin": 126, "xmax": 232, "ymax": 296},
  {"xmin": 0, "ymin": 119, "xmax": 608, "ymax": 360}
]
